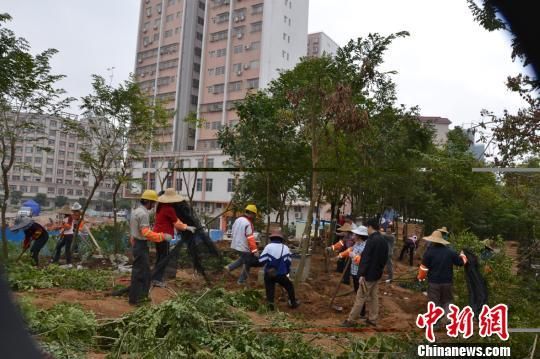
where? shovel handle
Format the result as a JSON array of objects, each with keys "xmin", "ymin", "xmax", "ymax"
[{"xmin": 329, "ymin": 257, "xmax": 351, "ymax": 307}]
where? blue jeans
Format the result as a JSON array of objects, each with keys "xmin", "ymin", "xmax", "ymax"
[{"xmin": 227, "ymin": 251, "xmax": 257, "ymax": 283}]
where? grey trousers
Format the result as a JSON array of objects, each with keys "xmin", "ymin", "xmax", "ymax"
[
  {"xmin": 428, "ymin": 282, "xmax": 453, "ymax": 313},
  {"xmin": 348, "ymin": 280, "xmax": 379, "ymax": 323}
]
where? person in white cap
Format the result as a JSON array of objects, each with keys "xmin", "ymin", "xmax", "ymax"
[{"xmin": 399, "ymin": 234, "xmax": 419, "ymax": 266}]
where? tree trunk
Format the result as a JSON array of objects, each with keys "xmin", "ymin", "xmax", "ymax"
[
  {"xmin": 1, "ymin": 172, "xmax": 9, "ymax": 261},
  {"xmin": 294, "ymin": 121, "xmax": 319, "ymax": 287},
  {"xmin": 265, "ymin": 173, "xmax": 270, "ymax": 245},
  {"xmin": 112, "ymin": 180, "xmax": 122, "ymax": 254},
  {"xmin": 73, "ymin": 178, "xmax": 101, "ymax": 253}
]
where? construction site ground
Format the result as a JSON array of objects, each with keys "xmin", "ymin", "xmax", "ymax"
[{"xmin": 14, "ymin": 241, "xmax": 440, "ymax": 356}]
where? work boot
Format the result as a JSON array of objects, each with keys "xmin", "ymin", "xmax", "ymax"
[
  {"xmin": 340, "ymin": 320, "xmax": 357, "ymax": 328},
  {"xmin": 288, "ymin": 300, "xmax": 300, "ymax": 309}
]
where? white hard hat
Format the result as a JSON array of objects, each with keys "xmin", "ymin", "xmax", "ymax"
[{"xmin": 71, "ymin": 202, "xmax": 82, "ymax": 211}]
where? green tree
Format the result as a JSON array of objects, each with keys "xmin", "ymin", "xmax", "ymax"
[
  {"xmin": 269, "ymin": 32, "xmax": 409, "ymax": 284},
  {"xmin": 54, "ymin": 196, "xmax": 68, "ymax": 208},
  {"xmin": 0, "ymin": 13, "xmax": 72, "ymax": 260},
  {"xmin": 218, "ymin": 91, "xmax": 310, "ymax": 234},
  {"xmin": 9, "ymin": 190, "xmax": 22, "ymax": 206},
  {"xmin": 34, "ymin": 193, "xmax": 47, "ymax": 207},
  {"xmin": 63, "ymin": 75, "xmax": 167, "ymax": 253}
]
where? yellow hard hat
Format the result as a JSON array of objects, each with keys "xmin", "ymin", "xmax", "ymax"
[
  {"xmin": 141, "ymin": 190, "xmax": 158, "ymax": 202},
  {"xmin": 245, "ymin": 204, "xmax": 258, "ymax": 215}
]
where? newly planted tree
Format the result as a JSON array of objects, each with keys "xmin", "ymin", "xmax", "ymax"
[
  {"xmin": 63, "ymin": 75, "xmax": 168, "ymax": 252},
  {"xmin": 0, "ymin": 13, "xmax": 72, "ymax": 260}
]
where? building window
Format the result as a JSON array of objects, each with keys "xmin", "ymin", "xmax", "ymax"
[
  {"xmin": 57, "ymin": 169, "xmax": 64, "ymax": 175},
  {"xmin": 193, "ymin": 63, "xmax": 201, "ymax": 72},
  {"xmin": 67, "ymin": 189, "xmax": 74, "ymax": 196},
  {"xmin": 229, "ymin": 81, "xmax": 242, "ymax": 92},
  {"xmin": 48, "ymin": 187, "xmax": 55, "ymax": 194},
  {"xmin": 249, "ymin": 41, "xmax": 260, "ymax": 50},
  {"xmin": 247, "ymin": 78, "xmax": 259, "ymax": 89},
  {"xmin": 166, "ymin": 14, "xmax": 174, "ymax": 22},
  {"xmin": 166, "ymin": 177, "xmax": 173, "ymax": 188},
  {"xmin": 253, "ymin": 3, "xmax": 264, "ymax": 14},
  {"xmin": 192, "ymin": 79, "xmax": 200, "ymax": 88},
  {"xmin": 251, "ymin": 21, "xmax": 262, "ymax": 33},
  {"xmin": 283, "ymin": 32, "xmax": 287, "ymax": 40},
  {"xmin": 214, "ymin": 66, "xmax": 225, "ymax": 75},
  {"xmin": 198, "ymin": 16, "xmax": 204, "ymax": 25},
  {"xmin": 66, "ymin": 170, "xmax": 73, "ymax": 176},
  {"xmin": 175, "ymin": 178, "xmax": 182, "ymax": 191},
  {"xmin": 208, "ymin": 83, "xmax": 225, "ymax": 94},
  {"xmin": 207, "ymin": 159, "xmax": 214, "ymax": 168},
  {"xmin": 232, "ymin": 63, "xmax": 242, "ymax": 72},
  {"xmin": 210, "ymin": 30, "xmax": 228, "ymax": 42},
  {"xmin": 227, "ymin": 178, "xmax": 235, "ymax": 192},
  {"xmin": 146, "ymin": 6, "xmax": 151, "ymax": 17},
  {"xmin": 167, "ymin": 0, "xmax": 176, "ymax": 6},
  {"xmin": 30, "ymin": 186, "xmax": 38, "ymax": 193},
  {"xmin": 234, "ymin": 44, "xmax": 243, "ymax": 54},
  {"xmin": 250, "ymin": 60, "xmax": 259, "ymax": 69},
  {"xmin": 191, "ymin": 95, "xmax": 198, "ymax": 105},
  {"xmin": 164, "ymin": 29, "xmax": 173, "ymax": 38},
  {"xmin": 65, "ymin": 180, "xmax": 72, "ymax": 185},
  {"xmin": 196, "ymin": 32, "xmax": 203, "ymax": 41},
  {"xmin": 20, "ymin": 185, "xmax": 28, "ymax": 193},
  {"xmin": 76, "ymin": 189, "xmax": 82, "ymax": 196},
  {"xmin": 216, "ymin": 12, "xmax": 229, "ymax": 23},
  {"xmin": 57, "ymin": 188, "xmax": 64, "ymax": 195},
  {"xmin": 217, "ymin": 48, "xmax": 226, "ymax": 57},
  {"xmin": 205, "ymin": 179, "xmax": 213, "ymax": 192},
  {"xmin": 46, "ymin": 168, "xmax": 53, "ymax": 174},
  {"xmin": 196, "ymin": 178, "xmax": 203, "ymax": 192}
]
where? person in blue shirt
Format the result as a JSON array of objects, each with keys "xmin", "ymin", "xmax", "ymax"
[{"xmin": 259, "ymin": 229, "xmax": 300, "ymax": 310}]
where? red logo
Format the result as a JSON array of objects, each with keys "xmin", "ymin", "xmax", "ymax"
[
  {"xmin": 446, "ymin": 304, "xmax": 474, "ymax": 339},
  {"xmin": 478, "ymin": 304, "xmax": 509, "ymax": 341},
  {"xmin": 416, "ymin": 301, "xmax": 445, "ymax": 343}
]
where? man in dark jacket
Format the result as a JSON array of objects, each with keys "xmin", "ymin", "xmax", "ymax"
[
  {"xmin": 417, "ymin": 230, "xmax": 467, "ymax": 314},
  {"xmin": 342, "ymin": 218, "xmax": 389, "ymax": 327}
]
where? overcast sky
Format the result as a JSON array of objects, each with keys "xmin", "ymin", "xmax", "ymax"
[{"xmin": 3, "ymin": 0, "xmax": 528, "ymax": 130}]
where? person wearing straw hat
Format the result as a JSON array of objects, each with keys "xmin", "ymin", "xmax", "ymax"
[
  {"xmin": 11, "ymin": 216, "xmax": 48, "ymax": 266},
  {"xmin": 224, "ymin": 204, "xmax": 259, "ymax": 285},
  {"xmin": 51, "ymin": 204, "xmax": 76, "ymax": 265},
  {"xmin": 327, "ymin": 222, "xmax": 354, "ymax": 284},
  {"xmin": 259, "ymin": 229, "xmax": 299, "ymax": 310},
  {"xmin": 151, "ymin": 188, "xmax": 196, "ymax": 287},
  {"xmin": 129, "ymin": 190, "xmax": 173, "ymax": 305},
  {"xmin": 342, "ymin": 218, "xmax": 388, "ymax": 327},
  {"xmin": 437, "ymin": 226, "xmax": 450, "ymax": 241},
  {"xmin": 417, "ymin": 230, "xmax": 468, "ymax": 315}
]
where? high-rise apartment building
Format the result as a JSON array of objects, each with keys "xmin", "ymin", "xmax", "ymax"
[
  {"xmin": 135, "ymin": 0, "xmax": 206, "ymax": 152},
  {"xmin": 130, "ymin": 0, "xmax": 309, "ymax": 230},
  {"xmin": 307, "ymin": 32, "xmax": 339, "ymax": 58},
  {"xmin": 196, "ymin": 0, "xmax": 309, "ymax": 150}
]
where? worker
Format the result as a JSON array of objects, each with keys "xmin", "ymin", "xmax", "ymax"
[
  {"xmin": 380, "ymin": 226, "xmax": 396, "ymax": 282},
  {"xmin": 152, "ymin": 188, "xmax": 196, "ymax": 287},
  {"xmin": 52, "ymin": 204, "xmax": 76, "ymax": 265},
  {"xmin": 399, "ymin": 234, "xmax": 418, "ymax": 266},
  {"xmin": 341, "ymin": 218, "xmax": 388, "ymax": 327},
  {"xmin": 327, "ymin": 222, "xmax": 354, "ymax": 284},
  {"xmin": 259, "ymin": 229, "xmax": 300, "ymax": 310},
  {"xmin": 347, "ymin": 226, "xmax": 368, "ymax": 292},
  {"xmin": 437, "ymin": 226, "xmax": 450, "ymax": 241},
  {"xmin": 381, "ymin": 206, "xmax": 396, "ymax": 232},
  {"xmin": 129, "ymin": 190, "xmax": 172, "ymax": 305},
  {"xmin": 10, "ymin": 216, "xmax": 48, "ymax": 266},
  {"xmin": 417, "ymin": 230, "xmax": 467, "ymax": 316},
  {"xmin": 224, "ymin": 204, "xmax": 259, "ymax": 285}
]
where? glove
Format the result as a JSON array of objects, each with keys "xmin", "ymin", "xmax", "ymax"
[
  {"xmin": 163, "ymin": 233, "xmax": 173, "ymax": 242},
  {"xmin": 186, "ymin": 226, "xmax": 196, "ymax": 234}
]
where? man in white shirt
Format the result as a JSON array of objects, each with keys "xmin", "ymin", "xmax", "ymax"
[{"xmin": 224, "ymin": 204, "xmax": 259, "ymax": 284}]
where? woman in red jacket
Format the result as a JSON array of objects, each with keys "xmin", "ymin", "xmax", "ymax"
[{"xmin": 152, "ymin": 188, "xmax": 196, "ymax": 286}]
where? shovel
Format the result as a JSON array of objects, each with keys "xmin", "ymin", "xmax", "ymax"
[
  {"xmin": 16, "ymin": 246, "xmax": 29, "ymax": 262},
  {"xmin": 329, "ymin": 257, "xmax": 351, "ymax": 312}
]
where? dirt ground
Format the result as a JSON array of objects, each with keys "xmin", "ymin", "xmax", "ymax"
[{"xmin": 18, "ymin": 243, "xmax": 428, "ymax": 338}]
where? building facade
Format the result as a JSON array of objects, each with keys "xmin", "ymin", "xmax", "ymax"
[
  {"xmin": 5, "ymin": 113, "xmax": 115, "ymax": 207},
  {"xmin": 130, "ymin": 0, "xmax": 310, "ymax": 231},
  {"xmin": 418, "ymin": 116, "xmax": 451, "ymax": 145},
  {"xmin": 307, "ymin": 32, "xmax": 339, "ymax": 57}
]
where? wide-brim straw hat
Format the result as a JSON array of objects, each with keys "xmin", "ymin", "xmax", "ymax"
[
  {"xmin": 337, "ymin": 222, "xmax": 353, "ymax": 232},
  {"xmin": 437, "ymin": 226, "xmax": 449, "ymax": 234},
  {"xmin": 269, "ymin": 229, "xmax": 284, "ymax": 240},
  {"xmin": 10, "ymin": 216, "xmax": 34, "ymax": 232},
  {"xmin": 57, "ymin": 205, "xmax": 72, "ymax": 215},
  {"xmin": 423, "ymin": 230, "xmax": 450, "ymax": 245},
  {"xmin": 158, "ymin": 188, "xmax": 185, "ymax": 203}
]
